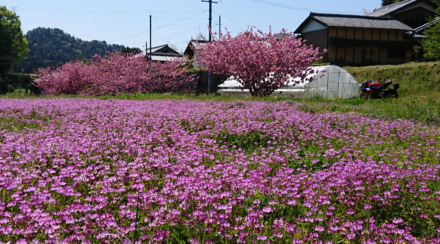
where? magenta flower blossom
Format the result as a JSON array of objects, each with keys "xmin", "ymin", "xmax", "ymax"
[
  {"xmin": 34, "ymin": 52, "xmax": 195, "ymax": 96},
  {"xmin": 393, "ymin": 217, "xmax": 403, "ymax": 224},
  {"xmin": 257, "ymin": 235, "xmax": 267, "ymax": 241},
  {"xmin": 193, "ymin": 27, "xmax": 324, "ymax": 96},
  {"xmin": 262, "ymin": 206, "xmax": 273, "ymax": 213},
  {"xmin": 0, "ymin": 98, "xmax": 439, "ymax": 243},
  {"xmin": 315, "ymin": 225, "xmax": 325, "ymax": 232}
]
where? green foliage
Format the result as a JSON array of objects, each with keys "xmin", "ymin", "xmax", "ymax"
[
  {"xmin": 214, "ymin": 131, "xmax": 269, "ymax": 154},
  {"xmin": 17, "ymin": 27, "xmax": 127, "ymax": 73},
  {"xmin": 382, "ymin": 0, "xmax": 401, "ymax": 6},
  {"xmin": 121, "ymin": 47, "xmax": 141, "ymax": 54},
  {"xmin": 0, "ymin": 6, "xmax": 29, "ymax": 74},
  {"xmin": 419, "ymin": 15, "xmax": 440, "ymax": 61},
  {"xmin": 0, "ymin": 73, "xmax": 35, "ymax": 95}
]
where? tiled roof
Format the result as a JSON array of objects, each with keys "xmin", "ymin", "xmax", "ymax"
[
  {"xmin": 368, "ymin": 0, "xmax": 418, "ymax": 17},
  {"xmin": 148, "ymin": 44, "xmax": 168, "ymax": 53},
  {"xmin": 188, "ymin": 40, "xmax": 208, "ymax": 50},
  {"xmin": 295, "ymin": 13, "xmax": 413, "ymax": 33},
  {"xmin": 148, "ymin": 55, "xmax": 184, "ymax": 62},
  {"xmin": 136, "ymin": 44, "xmax": 183, "ymax": 62},
  {"xmin": 141, "ymin": 52, "xmax": 183, "ymax": 62},
  {"xmin": 184, "ymin": 40, "xmax": 208, "ymax": 56},
  {"xmin": 146, "ymin": 44, "xmax": 180, "ymax": 55}
]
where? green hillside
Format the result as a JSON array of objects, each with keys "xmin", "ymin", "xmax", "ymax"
[{"xmin": 17, "ymin": 27, "xmax": 126, "ymax": 73}]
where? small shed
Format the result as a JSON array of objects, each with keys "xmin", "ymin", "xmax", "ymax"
[{"xmin": 184, "ymin": 40, "xmax": 208, "ymax": 68}]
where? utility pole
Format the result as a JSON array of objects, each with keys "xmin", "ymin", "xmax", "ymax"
[
  {"xmin": 215, "ymin": 16, "xmax": 221, "ymax": 34},
  {"xmin": 149, "ymin": 15, "xmax": 152, "ymax": 61},
  {"xmin": 201, "ymin": 0, "xmax": 218, "ymax": 41},
  {"xmin": 219, "ymin": 16, "xmax": 221, "ymax": 34},
  {"xmin": 201, "ymin": 0, "xmax": 218, "ymax": 94}
]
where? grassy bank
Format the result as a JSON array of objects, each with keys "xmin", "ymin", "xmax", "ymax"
[
  {"xmin": 2, "ymin": 61, "xmax": 440, "ymax": 126},
  {"xmin": 345, "ymin": 61, "xmax": 440, "ymax": 100}
]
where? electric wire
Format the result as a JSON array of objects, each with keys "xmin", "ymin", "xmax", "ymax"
[
  {"xmin": 110, "ymin": 11, "xmax": 205, "ymax": 42},
  {"xmin": 249, "ymin": 0, "xmax": 365, "ymax": 15},
  {"xmin": 219, "ymin": 0, "xmax": 238, "ymax": 33}
]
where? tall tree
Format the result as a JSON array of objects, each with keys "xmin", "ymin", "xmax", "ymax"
[
  {"xmin": 121, "ymin": 47, "xmax": 141, "ymax": 54},
  {"xmin": 382, "ymin": 0, "xmax": 400, "ymax": 6},
  {"xmin": 420, "ymin": 13, "xmax": 440, "ymax": 61},
  {"xmin": 193, "ymin": 27, "xmax": 323, "ymax": 97},
  {"xmin": 18, "ymin": 27, "xmax": 127, "ymax": 73},
  {"xmin": 0, "ymin": 6, "xmax": 29, "ymax": 74}
]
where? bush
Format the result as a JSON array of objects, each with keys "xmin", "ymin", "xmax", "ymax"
[
  {"xmin": 0, "ymin": 73, "xmax": 34, "ymax": 93},
  {"xmin": 33, "ymin": 52, "xmax": 196, "ymax": 96}
]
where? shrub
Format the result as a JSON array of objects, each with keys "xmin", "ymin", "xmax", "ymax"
[{"xmin": 33, "ymin": 52, "xmax": 195, "ymax": 96}]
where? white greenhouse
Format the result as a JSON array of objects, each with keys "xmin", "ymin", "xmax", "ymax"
[{"xmin": 218, "ymin": 65, "xmax": 361, "ymax": 99}]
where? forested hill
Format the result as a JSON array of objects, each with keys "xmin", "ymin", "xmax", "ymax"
[{"xmin": 17, "ymin": 27, "xmax": 126, "ymax": 73}]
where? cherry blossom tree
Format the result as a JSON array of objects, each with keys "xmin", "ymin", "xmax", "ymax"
[
  {"xmin": 193, "ymin": 27, "xmax": 325, "ymax": 96},
  {"xmin": 33, "ymin": 52, "xmax": 195, "ymax": 96}
]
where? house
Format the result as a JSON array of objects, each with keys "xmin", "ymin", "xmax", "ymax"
[
  {"xmin": 183, "ymin": 40, "xmax": 208, "ymax": 68},
  {"xmin": 294, "ymin": 0, "xmax": 438, "ymax": 66},
  {"xmin": 294, "ymin": 13, "xmax": 414, "ymax": 65},
  {"xmin": 139, "ymin": 44, "xmax": 183, "ymax": 62},
  {"xmin": 368, "ymin": 0, "xmax": 437, "ymax": 28}
]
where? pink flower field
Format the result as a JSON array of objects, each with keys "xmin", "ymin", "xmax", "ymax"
[{"xmin": 0, "ymin": 98, "xmax": 439, "ymax": 243}]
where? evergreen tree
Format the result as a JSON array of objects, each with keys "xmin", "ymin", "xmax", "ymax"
[
  {"xmin": 0, "ymin": 6, "xmax": 29, "ymax": 74},
  {"xmin": 382, "ymin": 0, "xmax": 401, "ymax": 6},
  {"xmin": 17, "ymin": 27, "xmax": 127, "ymax": 73},
  {"xmin": 420, "ymin": 14, "xmax": 440, "ymax": 61}
]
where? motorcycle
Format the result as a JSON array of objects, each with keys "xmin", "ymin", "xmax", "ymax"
[{"xmin": 360, "ymin": 79, "xmax": 399, "ymax": 99}]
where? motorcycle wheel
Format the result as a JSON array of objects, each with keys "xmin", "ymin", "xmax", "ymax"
[
  {"xmin": 382, "ymin": 90, "xmax": 398, "ymax": 99},
  {"xmin": 360, "ymin": 93, "xmax": 368, "ymax": 100}
]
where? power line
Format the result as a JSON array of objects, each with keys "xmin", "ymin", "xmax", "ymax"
[
  {"xmin": 219, "ymin": 0, "xmax": 237, "ymax": 33},
  {"xmin": 249, "ymin": 0, "xmax": 365, "ymax": 15},
  {"xmin": 15, "ymin": 7, "xmax": 200, "ymax": 15},
  {"xmin": 111, "ymin": 31, "xmax": 148, "ymax": 42},
  {"xmin": 153, "ymin": 11, "xmax": 206, "ymax": 31},
  {"xmin": 249, "ymin": 0, "xmax": 311, "ymax": 12},
  {"xmin": 110, "ymin": 11, "xmax": 205, "ymax": 42}
]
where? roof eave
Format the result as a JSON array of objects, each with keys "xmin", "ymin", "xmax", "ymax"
[{"xmin": 294, "ymin": 12, "xmax": 329, "ymax": 33}]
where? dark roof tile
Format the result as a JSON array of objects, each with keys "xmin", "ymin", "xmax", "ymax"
[
  {"xmin": 295, "ymin": 13, "xmax": 413, "ymax": 32},
  {"xmin": 368, "ymin": 0, "xmax": 418, "ymax": 17}
]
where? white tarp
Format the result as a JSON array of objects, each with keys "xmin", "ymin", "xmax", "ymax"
[
  {"xmin": 218, "ymin": 65, "xmax": 361, "ymax": 99},
  {"xmin": 302, "ymin": 65, "xmax": 361, "ymax": 99}
]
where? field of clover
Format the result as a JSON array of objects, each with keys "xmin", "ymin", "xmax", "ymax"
[{"xmin": 0, "ymin": 98, "xmax": 439, "ymax": 244}]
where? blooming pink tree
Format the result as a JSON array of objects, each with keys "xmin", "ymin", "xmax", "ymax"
[
  {"xmin": 33, "ymin": 52, "xmax": 195, "ymax": 96},
  {"xmin": 193, "ymin": 27, "xmax": 325, "ymax": 96}
]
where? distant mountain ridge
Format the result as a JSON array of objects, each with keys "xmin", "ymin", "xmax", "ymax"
[{"xmin": 17, "ymin": 27, "xmax": 126, "ymax": 73}]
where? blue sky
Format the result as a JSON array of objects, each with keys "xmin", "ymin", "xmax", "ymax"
[{"xmin": 3, "ymin": 0, "xmax": 382, "ymax": 53}]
